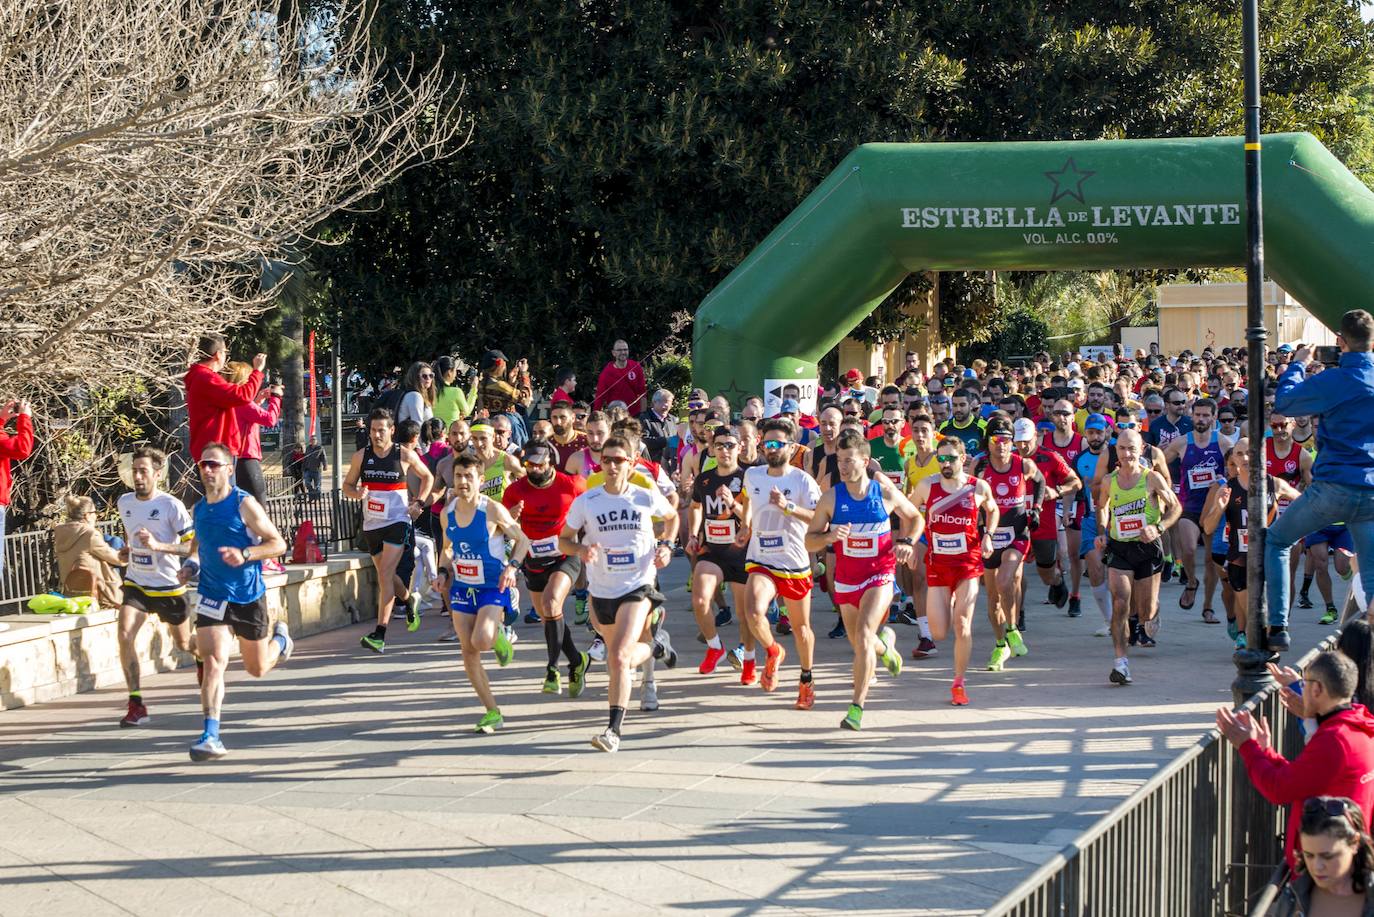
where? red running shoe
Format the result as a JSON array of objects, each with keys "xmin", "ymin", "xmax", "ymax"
[
  {"xmin": 120, "ymin": 699, "xmax": 150, "ymax": 727},
  {"xmin": 699, "ymin": 645, "xmax": 726, "ymax": 675},
  {"xmin": 950, "ymin": 683, "xmax": 969, "ymax": 706},
  {"xmin": 741, "ymin": 658, "xmax": 757, "ymax": 685},
  {"xmin": 795, "ymin": 681, "xmax": 815, "ymax": 710},
  {"xmin": 760, "ymin": 644, "xmax": 786, "ymax": 692},
  {"xmin": 911, "ymin": 637, "xmax": 938, "ymax": 659}
]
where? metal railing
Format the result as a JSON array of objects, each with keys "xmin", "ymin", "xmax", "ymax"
[
  {"xmin": 0, "ymin": 491, "xmax": 361, "ymax": 615},
  {"xmin": 984, "ymin": 632, "xmax": 1342, "ymax": 917}
]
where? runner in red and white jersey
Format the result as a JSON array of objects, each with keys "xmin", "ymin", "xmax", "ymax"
[
  {"xmin": 1017, "ymin": 417, "xmax": 1080, "ymax": 620},
  {"xmin": 502, "ymin": 439, "xmax": 590, "ymax": 697},
  {"xmin": 1043, "ymin": 398, "xmax": 1088, "ymax": 616},
  {"xmin": 909, "ymin": 436, "xmax": 999, "ymax": 706},
  {"xmin": 565, "ymin": 411, "xmax": 610, "ymax": 479},
  {"xmin": 973, "ymin": 415, "xmax": 1044, "ymax": 672},
  {"xmin": 1265, "ymin": 413, "xmax": 1312, "ymax": 516}
]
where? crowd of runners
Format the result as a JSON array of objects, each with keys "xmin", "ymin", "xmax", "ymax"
[{"xmin": 107, "ymin": 328, "xmax": 1374, "ymax": 759}]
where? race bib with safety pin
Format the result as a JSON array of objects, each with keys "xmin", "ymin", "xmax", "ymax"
[
  {"xmin": 991, "ymin": 527, "xmax": 1015, "ymax": 550},
  {"xmin": 933, "ymin": 532, "xmax": 967, "ymax": 555},
  {"xmin": 606, "ymin": 550, "xmax": 636, "ymax": 568},
  {"xmin": 454, "ymin": 559, "xmax": 483, "ymax": 585},
  {"xmin": 133, "ymin": 553, "xmax": 153, "ymax": 567},
  {"xmin": 196, "ymin": 595, "xmax": 227, "ymax": 621},
  {"xmin": 843, "ymin": 534, "xmax": 878, "ymax": 558},
  {"xmin": 366, "ymin": 498, "xmax": 387, "ymax": 517},
  {"xmin": 529, "ymin": 536, "xmax": 559, "ymax": 558},
  {"xmin": 1187, "ymin": 466, "xmax": 1218, "ymax": 491},
  {"xmin": 1114, "ymin": 512, "xmax": 1146, "ymax": 540},
  {"xmin": 757, "ymin": 532, "xmax": 786, "ymax": 555},
  {"xmin": 705, "ymin": 520, "xmax": 737, "ymax": 545}
]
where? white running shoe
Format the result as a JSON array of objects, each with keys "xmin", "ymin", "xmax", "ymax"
[
  {"xmin": 588, "ymin": 636, "xmax": 607, "ymax": 662},
  {"xmin": 273, "ymin": 621, "xmax": 294, "ymax": 662},
  {"xmin": 640, "ymin": 681, "xmax": 659, "ymax": 712},
  {"xmin": 503, "ymin": 624, "xmax": 519, "ymax": 645},
  {"xmin": 652, "ymin": 629, "xmax": 678, "ymax": 668},
  {"xmin": 591, "ymin": 728, "xmax": 620, "ymax": 753},
  {"xmin": 1094, "ymin": 624, "xmax": 1110, "ymax": 637}
]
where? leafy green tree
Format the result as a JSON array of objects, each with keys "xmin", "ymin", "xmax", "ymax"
[{"xmin": 322, "ymin": 0, "xmax": 1374, "ymax": 380}]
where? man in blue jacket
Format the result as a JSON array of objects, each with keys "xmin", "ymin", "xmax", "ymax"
[{"xmin": 1264, "ymin": 309, "xmax": 1374, "ymax": 650}]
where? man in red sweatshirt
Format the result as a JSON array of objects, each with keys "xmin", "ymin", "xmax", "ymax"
[
  {"xmin": 0, "ymin": 399, "xmax": 34, "ymax": 577},
  {"xmin": 592, "ymin": 339, "xmax": 647, "ymax": 414},
  {"xmin": 1217, "ymin": 651, "xmax": 1374, "ymax": 867},
  {"xmin": 184, "ymin": 334, "xmax": 266, "ymax": 460}
]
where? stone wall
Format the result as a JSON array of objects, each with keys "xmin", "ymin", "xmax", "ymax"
[{"xmin": 0, "ymin": 553, "xmax": 377, "ymax": 710}]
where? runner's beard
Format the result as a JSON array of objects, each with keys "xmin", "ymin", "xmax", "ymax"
[
  {"xmin": 766, "ymin": 451, "xmax": 789, "ymax": 468},
  {"xmin": 528, "ymin": 467, "xmax": 555, "ymax": 486},
  {"xmin": 940, "ymin": 464, "xmax": 956, "ymax": 479}
]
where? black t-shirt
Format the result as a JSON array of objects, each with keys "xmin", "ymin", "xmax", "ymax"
[{"xmin": 691, "ymin": 466, "xmax": 747, "ymax": 560}]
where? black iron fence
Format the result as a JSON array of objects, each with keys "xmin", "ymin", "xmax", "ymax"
[
  {"xmin": 984, "ymin": 633, "xmax": 1342, "ymax": 917},
  {"xmin": 1, "ymin": 492, "xmax": 361, "ymax": 615}
]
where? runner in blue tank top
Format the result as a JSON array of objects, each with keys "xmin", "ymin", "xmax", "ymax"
[
  {"xmin": 1163, "ymin": 397, "xmax": 1236, "ymax": 615},
  {"xmin": 138, "ymin": 441, "xmax": 294, "ymax": 762},
  {"xmin": 433, "ymin": 452, "xmax": 531, "ymax": 734}
]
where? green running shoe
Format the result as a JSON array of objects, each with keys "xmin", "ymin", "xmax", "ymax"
[
  {"xmin": 493, "ymin": 626, "xmax": 514, "ymax": 667},
  {"xmin": 878, "ymin": 626, "xmax": 902, "ymax": 676},
  {"xmin": 1005, "ymin": 628, "xmax": 1028, "ymax": 657},
  {"xmin": 475, "ymin": 709, "xmax": 503, "ymax": 734},
  {"xmin": 988, "ymin": 643, "xmax": 1011, "ymax": 671},
  {"xmin": 542, "ymin": 667, "xmax": 562, "ymax": 695},
  {"xmin": 360, "ymin": 633, "xmax": 385, "ymax": 654},
  {"xmin": 405, "ymin": 594, "xmax": 421, "ymax": 632},
  {"xmin": 841, "ymin": 704, "xmax": 863, "ymax": 731},
  {"xmin": 568, "ymin": 651, "xmax": 591, "ymax": 698},
  {"xmin": 574, "ymin": 595, "xmax": 588, "ymax": 626},
  {"xmin": 1320, "ymin": 606, "xmax": 1339, "ymax": 626}
]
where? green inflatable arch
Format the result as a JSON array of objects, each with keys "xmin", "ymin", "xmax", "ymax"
[{"xmin": 692, "ymin": 132, "xmax": 1374, "ymax": 405}]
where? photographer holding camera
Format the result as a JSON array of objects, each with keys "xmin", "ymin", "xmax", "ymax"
[{"xmin": 1264, "ymin": 309, "xmax": 1374, "ymax": 649}]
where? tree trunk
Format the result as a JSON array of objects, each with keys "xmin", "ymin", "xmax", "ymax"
[{"xmin": 279, "ymin": 303, "xmax": 306, "ymax": 466}]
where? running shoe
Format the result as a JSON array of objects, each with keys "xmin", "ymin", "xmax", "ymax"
[
  {"xmin": 699, "ymin": 645, "xmax": 727, "ymax": 675},
  {"xmin": 1109, "ymin": 662, "xmax": 1132, "ymax": 685},
  {"xmin": 1093, "ymin": 624, "xmax": 1110, "ymax": 637},
  {"xmin": 795, "ymin": 681, "xmax": 815, "ymax": 710},
  {"xmin": 776, "ymin": 612, "xmax": 793, "ymax": 636},
  {"xmin": 911, "ymin": 637, "xmax": 938, "ymax": 659},
  {"xmin": 406, "ymin": 593, "xmax": 421, "ymax": 632},
  {"xmin": 728, "ymin": 644, "xmax": 745, "ymax": 671},
  {"xmin": 1048, "ymin": 579, "xmax": 1069, "ymax": 608},
  {"xmin": 1161, "ymin": 561, "xmax": 1174, "ymax": 584},
  {"xmin": 1226, "ymin": 617, "xmax": 1239, "ymax": 641},
  {"xmin": 1297, "ymin": 593, "xmax": 1314, "ymax": 610},
  {"xmin": 987, "ymin": 643, "xmax": 1011, "ymax": 672},
  {"xmin": 189, "ymin": 734, "xmax": 228, "ymax": 761},
  {"xmin": 840, "ymin": 704, "xmax": 863, "ymax": 731},
  {"xmin": 741, "ymin": 658, "xmax": 757, "ymax": 685},
  {"xmin": 891, "ymin": 606, "xmax": 919, "ymax": 627},
  {"xmin": 120, "ymin": 699, "xmax": 149, "ymax": 728},
  {"xmin": 950, "ymin": 682, "xmax": 969, "ymax": 706},
  {"xmin": 475, "ymin": 709, "xmax": 504, "ymax": 734},
  {"xmin": 640, "ymin": 682, "xmax": 659, "ymax": 712},
  {"xmin": 524, "ymin": 608, "xmax": 541, "ymax": 625},
  {"xmin": 1268, "ymin": 626, "xmax": 1292, "ymax": 651},
  {"xmin": 828, "ymin": 618, "xmax": 846, "ymax": 639},
  {"xmin": 761, "ymin": 645, "xmax": 786, "ymax": 691},
  {"xmin": 715, "ymin": 607, "xmax": 732, "ymax": 627},
  {"xmin": 542, "ymin": 667, "xmax": 561, "ymax": 695},
  {"xmin": 1128, "ymin": 616, "xmax": 1141, "ymax": 647},
  {"xmin": 438, "ymin": 630, "xmax": 460, "ymax": 643},
  {"xmin": 588, "ymin": 636, "xmax": 607, "ymax": 662},
  {"xmin": 493, "ymin": 626, "xmax": 514, "ymax": 667},
  {"xmin": 1235, "ymin": 633, "xmax": 1247, "ymax": 650},
  {"xmin": 1136, "ymin": 632, "xmax": 1157, "ymax": 649},
  {"xmin": 568, "ymin": 652, "xmax": 591, "ymax": 698},
  {"xmin": 273, "ymin": 621, "xmax": 294, "ymax": 662},
  {"xmin": 1142, "ymin": 616, "xmax": 1162, "ymax": 639},
  {"xmin": 1174, "ymin": 563, "xmax": 1188, "ymax": 584},
  {"xmin": 653, "ymin": 629, "xmax": 678, "ymax": 668},
  {"xmin": 503, "ymin": 624, "xmax": 520, "ymax": 645},
  {"xmin": 503, "ymin": 606, "xmax": 518, "ymax": 627},
  {"xmin": 878, "ymin": 626, "xmax": 902, "ymax": 676},
  {"xmin": 1005, "ymin": 629, "xmax": 1028, "ymax": 657},
  {"xmin": 574, "ymin": 594, "xmax": 589, "ymax": 625},
  {"xmin": 1320, "ymin": 606, "xmax": 1339, "ymax": 626},
  {"xmin": 591, "ymin": 728, "xmax": 620, "ymax": 752},
  {"xmin": 1067, "ymin": 596, "xmax": 1082, "ymax": 618},
  {"xmin": 360, "ymin": 633, "xmax": 385, "ymax": 654},
  {"xmin": 1017, "ymin": 609, "xmax": 1027, "ymax": 632}
]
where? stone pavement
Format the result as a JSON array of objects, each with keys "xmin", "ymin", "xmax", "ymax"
[{"xmin": 0, "ymin": 558, "xmax": 1334, "ymax": 916}]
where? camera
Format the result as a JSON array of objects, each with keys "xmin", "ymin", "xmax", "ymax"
[{"xmin": 1314, "ymin": 345, "xmax": 1341, "ymax": 366}]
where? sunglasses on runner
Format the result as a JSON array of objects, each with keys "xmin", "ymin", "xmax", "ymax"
[
  {"xmin": 600, "ymin": 455, "xmax": 631, "ymax": 466},
  {"xmin": 198, "ymin": 459, "xmax": 230, "ymax": 470},
  {"xmin": 713, "ymin": 440, "xmax": 739, "ymax": 449},
  {"xmin": 1146, "ymin": 408, "xmax": 1162, "ymax": 415},
  {"xmin": 1051, "ymin": 410, "xmax": 1072, "ymax": 417},
  {"xmin": 1116, "ymin": 421, "xmax": 1139, "ymax": 430},
  {"xmin": 989, "ymin": 434, "xmax": 1012, "ymax": 443},
  {"xmin": 761, "ymin": 439, "xmax": 787, "ymax": 450},
  {"xmin": 882, "ymin": 419, "xmax": 901, "ymax": 426},
  {"xmin": 935, "ymin": 454, "xmax": 960, "ymax": 464}
]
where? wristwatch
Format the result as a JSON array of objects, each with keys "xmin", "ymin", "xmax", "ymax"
[
  {"xmin": 656, "ymin": 539, "xmax": 672, "ymax": 549},
  {"xmin": 240, "ymin": 546, "xmax": 252, "ymax": 563},
  {"xmin": 895, "ymin": 537, "xmax": 915, "ymax": 546}
]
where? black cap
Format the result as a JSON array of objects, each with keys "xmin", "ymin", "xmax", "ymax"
[
  {"xmin": 985, "ymin": 417, "xmax": 1014, "ymax": 438},
  {"xmin": 481, "ymin": 349, "xmax": 507, "ymax": 370}
]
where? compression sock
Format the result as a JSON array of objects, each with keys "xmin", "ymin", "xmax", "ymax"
[
  {"xmin": 800, "ymin": 669, "xmax": 813, "ymax": 684},
  {"xmin": 1301, "ymin": 574, "xmax": 1314, "ymax": 598},
  {"xmin": 918, "ymin": 616, "xmax": 932, "ymax": 640},
  {"xmin": 203, "ymin": 717, "xmax": 220, "ymax": 740},
  {"xmin": 372, "ymin": 624, "xmax": 387, "ymax": 640},
  {"xmin": 543, "ymin": 618, "xmax": 560, "ymax": 668},
  {"xmin": 608, "ymin": 706, "xmax": 626, "ymax": 736},
  {"xmin": 559, "ymin": 620, "xmax": 580, "ymax": 665}
]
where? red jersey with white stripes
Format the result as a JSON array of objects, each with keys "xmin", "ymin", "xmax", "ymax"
[{"xmin": 923, "ymin": 479, "xmax": 981, "ymax": 564}]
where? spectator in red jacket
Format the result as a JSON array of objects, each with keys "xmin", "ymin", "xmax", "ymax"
[
  {"xmin": 184, "ymin": 333, "xmax": 266, "ymax": 460},
  {"xmin": 592, "ymin": 339, "xmax": 647, "ymax": 414},
  {"xmin": 229, "ymin": 361, "xmax": 283, "ymax": 504},
  {"xmin": 0, "ymin": 398, "xmax": 34, "ymax": 577},
  {"xmin": 1217, "ymin": 651, "xmax": 1374, "ymax": 867}
]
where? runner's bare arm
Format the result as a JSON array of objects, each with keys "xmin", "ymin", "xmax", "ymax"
[
  {"xmin": 877, "ymin": 474, "xmax": 924, "ymax": 541},
  {"xmin": 802, "ymin": 490, "xmax": 836, "ymax": 553},
  {"xmin": 230, "ymin": 495, "xmax": 286, "ymax": 563},
  {"xmin": 488, "ymin": 500, "xmax": 531, "ymax": 567},
  {"xmin": 1148, "ymin": 471, "xmax": 1183, "ymax": 533},
  {"xmin": 1299, "ymin": 449, "xmax": 1313, "ymax": 488},
  {"xmin": 342, "ymin": 450, "xmax": 365, "ymax": 499},
  {"xmin": 1274, "ymin": 477, "xmax": 1302, "ymax": 503},
  {"xmin": 1198, "ymin": 481, "xmax": 1228, "ymax": 536},
  {"xmin": 504, "ymin": 452, "xmax": 525, "ymax": 482},
  {"xmin": 400, "ymin": 446, "xmax": 435, "ymax": 504},
  {"xmin": 769, "ymin": 486, "xmax": 816, "ymax": 523},
  {"xmin": 977, "ymin": 479, "xmax": 1001, "ymax": 535},
  {"xmin": 685, "ymin": 498, "xmax": 704, "ymax": 553},
  {"xmin": 557, "ymin": 523, "xmax": 593, "ymax": 563}
]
